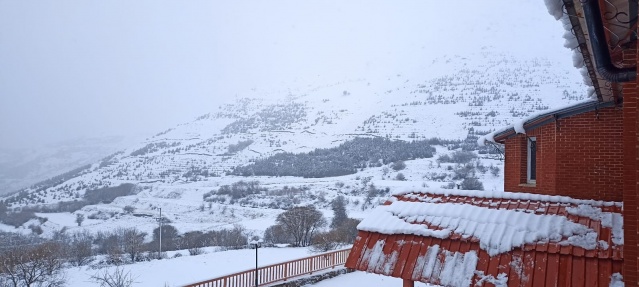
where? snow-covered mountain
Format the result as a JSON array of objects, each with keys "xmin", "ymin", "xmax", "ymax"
[
  {"xmin": 0, "ymin": 48, "xmax": 586, "ymax": 238},
  {"xmin": 0, "ymin": 136, "xmax": 137, "ymax": 196}
]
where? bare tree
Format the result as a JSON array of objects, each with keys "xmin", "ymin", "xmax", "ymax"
[
  {"xmin": 276, "ymin": 206, "xmax": 326, "ymax": 247},
  {"xmin": 263, "ymin": 224, "xmax": 292, "ymax": 244},
  {"xmin": 122, "ymin": 228, "xmax": 146, "ymax": 262},
  {"xmin": 0, "ymin": 242, "xmax": 66, "ymax": 287},
  {"xmin": 68, "ymin": 231, "xmax": 93, "ymax": 266},
  {"xmin": 75, "ymin": 214, "xmax": 84, "ymax": 227},
  {"xmin": 91, "ymin": 266, "xmax": 137, "ymax": 287}
]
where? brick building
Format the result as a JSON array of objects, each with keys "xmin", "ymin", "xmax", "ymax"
[
  {"xmin": 346, "ymin": 0, "xmax": 639, "ymax": 285},
  {"xmin": 494, "ymin": 100, "xmax": 623, "ymax": 202}
]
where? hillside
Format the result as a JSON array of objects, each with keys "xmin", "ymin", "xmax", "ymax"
[
  {"xmin": 0, "ymin": 136, "xmax": 136, "ymax": 196},
  {"xmin": 0, "ymin": 49, "xmax": 587, "ymax": 240}
]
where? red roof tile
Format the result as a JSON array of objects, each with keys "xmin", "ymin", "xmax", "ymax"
[{"xmin": 345, "ymin": 191, "xmax": 623, "ymax": 286}]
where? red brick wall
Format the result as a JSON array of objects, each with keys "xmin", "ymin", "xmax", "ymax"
[
  {"xmin": 555, "ymin": 108, "xmax": 623, "ymax": 201},
  {"xmin": 623, "ymin": 48, "xmax": 639, "ymax": 286},
  {"xmin": 503, "ymin": 107, "xmax": 623, "ymax": 202},
  {"xmin": 503, "ymin": 125, "xmax": 557, "ymax": 195}
]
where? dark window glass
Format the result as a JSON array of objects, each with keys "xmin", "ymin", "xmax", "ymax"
[{"xmin": 529, "ymin": 138, "xmax": 536, "ymax": 181}]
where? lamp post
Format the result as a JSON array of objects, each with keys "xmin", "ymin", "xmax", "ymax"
[
  {"xmin": 157, "ymin": 208, "xmax": 162, "ymax": 259},
  {"xmin": 250, "ymin": 240, "xmax": 261, "ymax": 287}
]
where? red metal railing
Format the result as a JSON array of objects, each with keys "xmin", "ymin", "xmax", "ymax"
[{"xmin": 183, "ymin": 248, "xmax": 350, "ymax": 287}]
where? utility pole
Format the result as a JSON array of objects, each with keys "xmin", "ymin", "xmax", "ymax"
[{"xmin": 159, "ymin": 208, "xmax": 162, "ymax": 259}]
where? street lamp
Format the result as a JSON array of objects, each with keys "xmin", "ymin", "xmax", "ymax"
[
  {"xmin": 250, "ymin": 239, "xmax": 261, "ymax": 287},
  {"xmin": 157, "ymin": 208, "xmax": 163, "ymax": 259}
]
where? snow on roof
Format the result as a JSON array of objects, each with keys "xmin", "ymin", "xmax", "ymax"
[
  {"xmin": 566, "ymin": 204, "xmax": 624, "ymax": 245},
  {"xmin": 346, "ymin": 190, "xmax": 623, "ymax": 287},
  {"xmin": 610, "ymin": 273, "xmax": 624, "ymax": 287},
  {"xmin": 359, "ymin": 240, "xmax": 479, "ymax": 286},
  {"xmin": 544, "ymin": 0, "xmax": 594, "ymax": 90},
  {"xmin": 477, "ymin": 99, "xmax": 610, "ymax": 146},
  {"xmin": 358, "ymin": 201, "xmax": 599, "ymax": 256},
  {"xmin": 392, "ymin": 186, "xmax": 621, "ymax": 207}
]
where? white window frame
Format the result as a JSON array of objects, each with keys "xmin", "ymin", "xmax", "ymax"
[{"xmin": 527, "ymin": 137, "xmax": 536, "ymax": 183}]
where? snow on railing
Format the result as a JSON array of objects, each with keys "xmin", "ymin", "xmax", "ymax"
[{"xmin": 183, "ymin": 248, "xmax": 350, "ymax": 287}]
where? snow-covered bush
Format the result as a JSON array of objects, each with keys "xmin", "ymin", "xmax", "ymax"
[
  {"xmin": 461, "ymin": 178, "xmax": 484, "ymax": 191},
  {"xmin": 437, "ymin": 150, "xmax": 478, "ymax": 164}
]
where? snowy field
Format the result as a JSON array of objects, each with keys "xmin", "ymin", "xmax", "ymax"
[
  {"xmin": 65, "ymin": 246, "xmax": 318, "ymax": 287},
  {"xmin": 63, "ymin": 247, "xmax": 438, "ymax": 287}
]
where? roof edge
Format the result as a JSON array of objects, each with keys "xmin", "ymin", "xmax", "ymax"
[{"xmin": 485, "ymin": 100, "xmax": 617, "ymax": 143}]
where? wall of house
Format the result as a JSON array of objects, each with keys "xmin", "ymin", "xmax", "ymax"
[
  {"xmin": 503, "ymin": 107, "xmax": 623, "ymax": 202},
  {"xmin": 503, "ymin": 124, "xmax": 556, "ymax": 195},
  {"xmin": 622, "ymin": 48, "xmax": 638, "ymax": 286}
]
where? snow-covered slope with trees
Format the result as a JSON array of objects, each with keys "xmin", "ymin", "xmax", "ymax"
[
  {"xmin": 0, "ymin": 48, "xmax": 587, "ymax": 240},
  {"xmin": 0, "ymin": 136, "xmax": 136, "ymax": 196}
]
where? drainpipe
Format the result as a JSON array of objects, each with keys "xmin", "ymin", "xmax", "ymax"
[{"xmin": 581, "ymin": 0, "xmax": 637, "ymax": 82}]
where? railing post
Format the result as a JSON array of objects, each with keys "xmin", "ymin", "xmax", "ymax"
[
  {"xmin": 283, "ymin": 262, "xmax": 288, "ymax": 281},
  {"xmin": 332, "ymin": 253, "xmax": 336, "ymax": 268},
  {"xmin": 309, "ymin": 257, "xmax": 314, "ymax": 274}
]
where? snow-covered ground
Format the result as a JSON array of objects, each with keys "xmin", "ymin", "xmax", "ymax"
[
  {"xmin": 62, "ymin": 245, "xmax": 439, "ymax": 287},
  {"xmin": 307, "ymin": 271, "xmax": 435, "ymax": 287},
  {"xmin": 65, "ymin": 246, "xmax": 318, "ymax": 287}
]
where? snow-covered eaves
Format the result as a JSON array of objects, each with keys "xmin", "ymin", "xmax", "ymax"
[
  {"xmin": 477, "ymin": 99, "xmax": 616, "ymax": 146},
  {"xmin": 544, "ymin": 0, "xmax": 638, "ymax": 101},
  {"xmin": 544, "ymin": 0, "xmax": 601, "ymax": 99},
  {"xmin": 346, "ymin": 190, "xmax": 623, "ymax": 286}
]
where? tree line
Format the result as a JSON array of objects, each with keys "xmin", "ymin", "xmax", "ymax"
[{"xmin": 231, "ymin": 137, "xmax": 435, "ymax": 178}]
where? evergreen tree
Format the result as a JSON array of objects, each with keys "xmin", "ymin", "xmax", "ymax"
[{"xmin": 330, "ymin": 196, "xmax": 348, "ymax": 228}]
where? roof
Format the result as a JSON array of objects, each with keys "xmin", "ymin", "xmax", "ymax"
[
  {"xmin": 545, "ymin": 0, "xmax": 636, "ymax": 102},
  {"xmin": 478, "ymin": 99, "xmax": 617, "ymax": 145},
  {"xmin": 345, "ymin": 190, "xmax": 623, "ymax": 286}
]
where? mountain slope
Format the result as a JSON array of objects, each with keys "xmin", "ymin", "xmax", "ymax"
[{"xmin": 1, "ymin": 49, "xmax": 586, "ymax": 237}]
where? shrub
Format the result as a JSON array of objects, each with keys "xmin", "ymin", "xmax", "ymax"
[
  {"xmin": 227, "ymin": 140, "xmax": 254, "ymax": 154},
  {"xmin": 123, "ymin": 206, "xmax": 135, "ymax": 214},
  {"xmin": 212, "ymin": 181, "xmax": 266, "ymax": 200},
  {"xmin": 490, "ymin": 165, "xmax": 501, "ymax": 177},
  {"xmin": 438, "ymin": 151, "xmax": 478, "ymax": 164},
  {"xmin": 90, "ymin": 266, "xmax": 136, "ymax": 287},
  {"xmin": 461, "ymin": 178, "xmax": 484, "ymax": 190},
  {"xmin": 391, "ymin": 160, "xmax": 406, "ymax": 171},
  {"xmin": 453, "ymin": 164, "xmax": 476, "ymax": 180},
  {"xmin": 441, "ymin": 182, "xmax": 456, "ymax": 189},
  {"xmin": 188, "ymin": 247, "xmax": 204, "ymax": 256}
]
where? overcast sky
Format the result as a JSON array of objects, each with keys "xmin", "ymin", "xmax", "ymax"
[{"xmin": 0, "ymin": 0, "xmax": 569, "ymax": 149}]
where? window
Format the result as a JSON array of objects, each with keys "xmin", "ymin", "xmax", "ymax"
[{"xmin": 527, "ymin": 137, "xmax": 536, "ymax": 183}]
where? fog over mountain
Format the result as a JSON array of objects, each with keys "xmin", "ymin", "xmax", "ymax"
[
  {"xmin": 1, "ymin": 0, "xmax": 569, "ymax": 148},
  {"xmin": 0, "ymin": 0, "xmax": 578, "ymax": 195},
  {"xmin": 0, "ymin": 2, "xmax": 594, "ymax": 286}
]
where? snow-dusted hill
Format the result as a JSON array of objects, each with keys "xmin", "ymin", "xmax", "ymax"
[
  {"xmin": 0, "ymin": 136, "xmax": 137, "ymax": 196},
  {"xmin": 0, "ymin": 48, "xmax": 586, "ymax": 238}
]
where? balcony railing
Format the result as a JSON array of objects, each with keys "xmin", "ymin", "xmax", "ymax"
[{"xmin": 183, "ymin": 248, "xmax": 350, "ymax": 287}]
